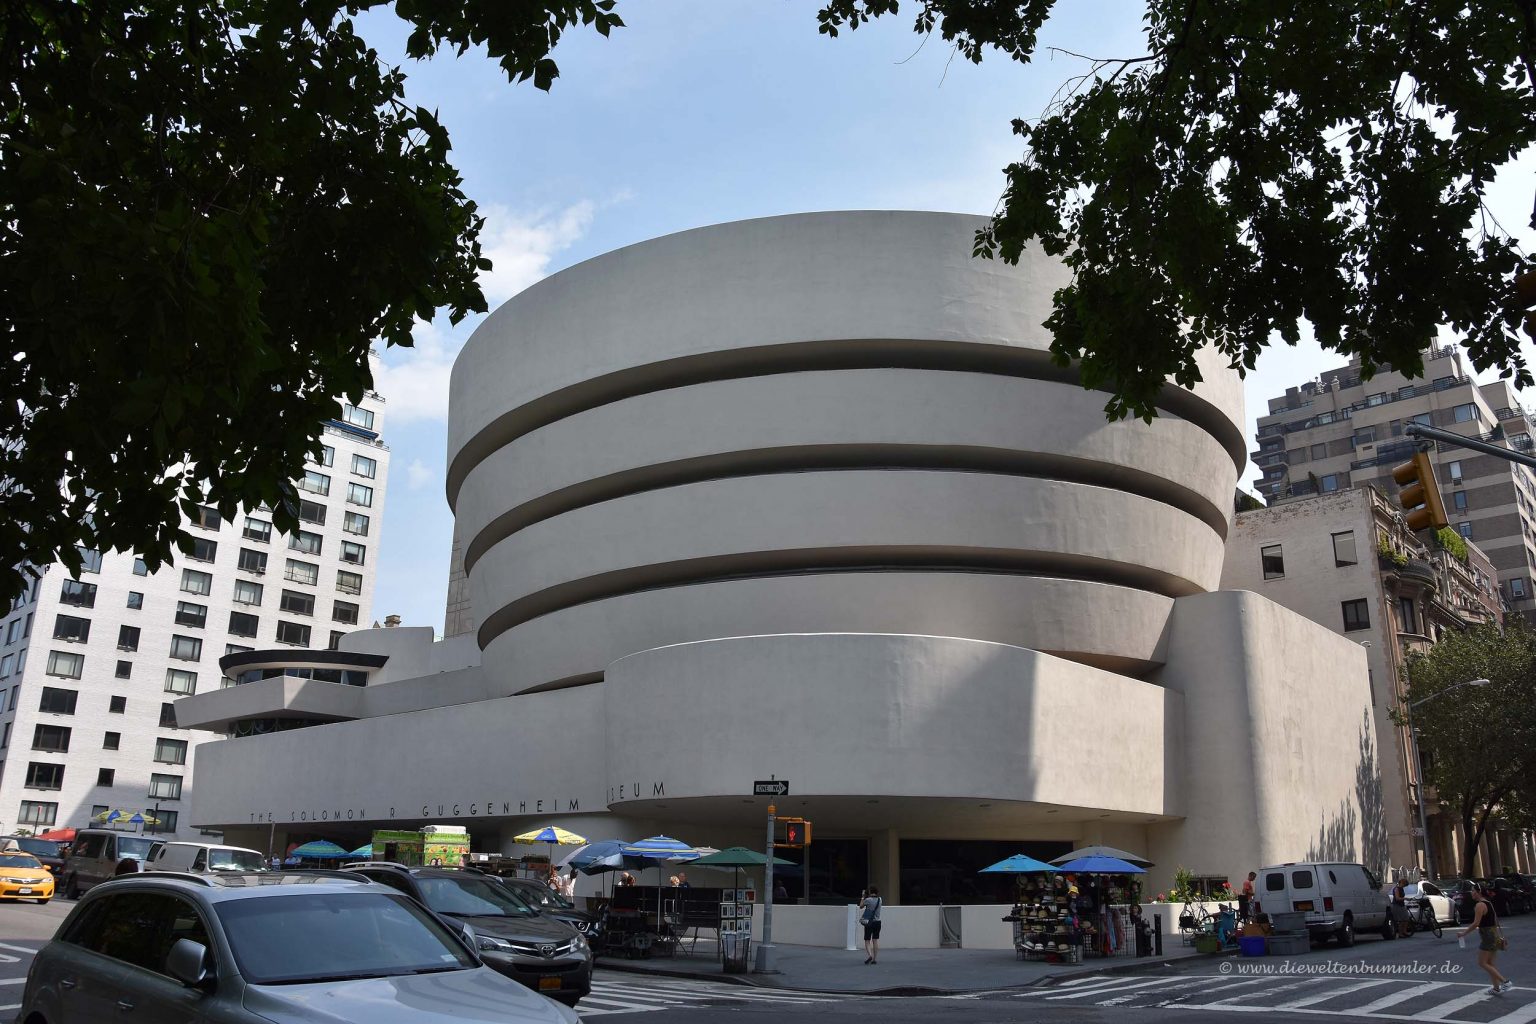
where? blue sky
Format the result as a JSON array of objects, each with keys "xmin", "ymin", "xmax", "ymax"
[{"xmin": 360, "ymin": 1, "xmax": 1536, "ymax": 633}]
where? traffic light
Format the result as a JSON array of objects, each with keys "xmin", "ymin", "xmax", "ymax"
[
  {"xmin": 1392, "ymin": 450, "xmax": 1449, "ymax": 532},
  {"xmin": 773, "ymin": 818, "xmax": 811, "ymax": 848}
]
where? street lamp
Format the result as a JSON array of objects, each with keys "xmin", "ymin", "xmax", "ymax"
[{"xmin": 1406, "ymin": 678, "xmax": 1491, "ymax": 880}]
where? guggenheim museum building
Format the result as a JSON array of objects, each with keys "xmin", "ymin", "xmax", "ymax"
[{"xmin": 184, "ymin": 211, "xmax": 1376, "ymax": 902}]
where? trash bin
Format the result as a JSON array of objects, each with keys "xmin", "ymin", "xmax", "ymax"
[{"xmin": 721, "ymin": 930, "xmax": 751, "ymax": 973}]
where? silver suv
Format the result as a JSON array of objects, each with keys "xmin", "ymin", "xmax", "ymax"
[{"xmin": 17, "ymin": 871, "xmax": 580, "ymax": 1024}]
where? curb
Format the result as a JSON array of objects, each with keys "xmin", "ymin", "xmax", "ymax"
[{"xmin": 596, "ymin": 950, "xmax": 1221, "ymax": 997}]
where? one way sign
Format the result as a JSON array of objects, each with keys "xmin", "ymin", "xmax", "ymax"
[{"xmin": 753, "ymin": 779, "xmax": 790, "ymax": 797}]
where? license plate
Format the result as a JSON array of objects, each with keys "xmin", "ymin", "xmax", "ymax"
[
  {"xmin": 1294, "ymin": 900, "xmax": 1314, "ymax": 911},
  {"xmin": 538, "ymin": 977, "xmax": 562, "ymax": 991},
  {"xmin": 17, "ymin": 888, "xmax": 31, "ymax": 894}
]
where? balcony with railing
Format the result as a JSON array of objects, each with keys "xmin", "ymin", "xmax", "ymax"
[{"xmin": 1257, "ymin": 375, "xmax": 1471, "ymax": 438}]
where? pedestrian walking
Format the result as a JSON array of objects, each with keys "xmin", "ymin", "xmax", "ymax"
[
  {"xmin": 1458, "ymin": 885, "xmax": 1511, "ymax": 995},
  {"xmin": 1239, "ymin": 872, "xmax": 1255, "ymax": 923},
  {"xmin": 860, "ymin": 886, "xmax": 883, "ymax": 965}
]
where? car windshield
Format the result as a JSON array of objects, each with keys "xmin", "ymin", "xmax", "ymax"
[
  {"xmin": 216, "ymin": 891, "xmax": 477, "ymax": 985},
  {"xmin": 0, "ymin": 854, "xmax": 42, "ymax": 869},
  {"xmin": 417, "ymin": 875, "xmax": 537, "ymax": 918},
  {"xmin": 209, "ymin": 850, "xmax": 269, "ymax": 872},
  {"xmin": 15, "ymin": 839, "xmax": 58, "ymax": 858},
  {"xmin": 117, "ymin": 837, "xmax": 155, "ymax": 860}
]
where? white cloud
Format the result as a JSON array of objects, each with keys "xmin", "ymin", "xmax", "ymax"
[
  {"xmin": 369, "ymin": 200, "xmax": 601, "ymax": 423},
  {"xmin": 406, "ymin": 458, "xmax": 436, "ymax": 491}
]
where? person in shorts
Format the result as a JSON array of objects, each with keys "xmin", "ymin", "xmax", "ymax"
[
  {"xmin": 1459, "ymin": 885, "xmax": 1511, "ymax": 995},
  {"xmin": 861, "ymin": 886, "xmax": 883, "ymax": 964}
]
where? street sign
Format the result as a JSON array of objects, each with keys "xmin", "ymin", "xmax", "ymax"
[{"xmin": 753, "ymin": 779, "xmax": 789, "ymax": 797}]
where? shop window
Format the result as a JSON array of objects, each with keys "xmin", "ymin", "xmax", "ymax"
[
  {"xmin": 1342, "ymin": 598, "xmax": 1371, "ymax": 632},
  {"xmin": 1332, "ymin": 531, "xmax": 1357, "ymax": 568},
  {"xmin": 1261, "ymin": 544, "xmax": 1285, "ymax": 580}
]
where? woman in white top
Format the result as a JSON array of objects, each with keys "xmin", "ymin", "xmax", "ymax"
[{"xmin": 861, "ymin": 886, "xmax": 883, "ymax": 964}]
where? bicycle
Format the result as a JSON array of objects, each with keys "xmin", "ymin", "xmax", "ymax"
[
  {"xmin": 1178, "ymin": 902, "xmax": 1213, "ymax": 945},
  {"xmin": 1408, "ymin": 900, "xmax": 1442, "ymax": 938}
]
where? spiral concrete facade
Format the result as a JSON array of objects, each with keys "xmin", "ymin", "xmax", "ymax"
[{"xmin": 185, "ymin": 212, "xmax": 1377, "ymax": 904}]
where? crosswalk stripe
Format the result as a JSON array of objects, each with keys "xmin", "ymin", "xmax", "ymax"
[
  {"xmin": 1276, "ymin": 979, "xmax": 1392, "ymax": 1009},
  {"xmin": 592, "ymin": 982, "xmax": 831, "ymax": 1005},
  {"xmin": 1047, "ymin": 976, "xmax": 1193, "ymax": 1000},
  {"xmin": 1348, "ymin": 981, "xmax": 1450, "ymax": 1016},
  {"xmin": 1409, "ymin": 988, "xmax": 1496, "ymax": 1020},
  {"xmin": 1204, "ymin": 977, "xmax": 1331, "ymax": 1007},
  {"xmin": 0, "ymin": 943, "xmax": 38, "ymax": 955},
  {"xmin": 1487, "ymin": 998, "xmax": 1536, "ymax": 1024}
]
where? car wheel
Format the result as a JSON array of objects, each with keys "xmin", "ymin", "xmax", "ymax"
[
  {"xmin": 63, "ymin": 875, "xmax": 79, "ymax": 900},
  {"xmin": 1381, "ymin": 918, "xmax": 1395, "ymax": 940},
  {"xmin": 1336, "ymin": 915, "xmax": 1355, "ymax": 947},
  {"xmin": 35, "ymin": 898, "xmax": 49, "ymax": 905}
]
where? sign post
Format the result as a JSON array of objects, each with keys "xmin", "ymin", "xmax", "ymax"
[
  {"xmin": 754, "ymin": 779, "xmax": 789, "ymax": 797},
  {"xmin": 755, "ymin": 801, "xmax": 778, "ymax": 973}
]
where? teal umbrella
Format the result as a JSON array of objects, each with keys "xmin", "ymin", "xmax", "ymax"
[
  {"xmin": 290, "ymin": 840, "xmax": 349, "ymax": 860},
  {"xmin": 348, "ymin": 844, "xmax": 373, "ymax": 859},
  {"xmin": 980, "ymin": 854, "xmax": 1060, "ymax": 874}
]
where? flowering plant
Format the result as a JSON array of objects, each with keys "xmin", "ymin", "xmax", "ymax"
[{"xmin": 1155, "ymin": 892, "xmax": 1167, "ymax": 902}]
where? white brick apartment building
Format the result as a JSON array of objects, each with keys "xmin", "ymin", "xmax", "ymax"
[{"xmin": 0, "ymin": 396, "xmax": 388, "ymax": 839}]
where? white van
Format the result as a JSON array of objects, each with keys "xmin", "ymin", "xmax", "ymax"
[
  {"xmin": 145, "ymin": 841, "xmax": 269, "ymax": 875},
  {"xmin": 1257, "ymin": 861, "xmax": 1391, "ymax": 945}
]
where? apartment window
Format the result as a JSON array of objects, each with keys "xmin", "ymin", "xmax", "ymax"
[
  {"xmin": 237, "ymin": 548, "xmax": 268, "ymax": 575},
  {"xmin": 25, "ymin": 762, "xmax": 64, "ymax": 790},
  {"xmin": 164, "ymin": 669, "xmax": 197, "ymax": 695},
  {"xmin": 118, "ymin": 624, "xmax": 140, "ymax": 651},
  {"xmin": 284, "ymin": 559, "xmax": 319, "ymax": 585},
  {"xmin": 1453, "ymin": 403, "xmax": 1478, "ymax": 424},
  {"xmin": 97, "ymin": 767, "xmax": 114, "ymax": 787},
  {"xmin": 299, "ymin": 471, "xmax": 331, "ymax": 497},
  {"xmin": 1512, "ymin": 578, "xmax": 1528, "ymax": 599},
  {"xmin": 1310, "ymin": 443, "xmax": 1327, "ymax": 460},
  {"xmin": 1399, "ymin": 596, "xmax": 1417, "ymax": 634},
  {"xmin": 336, "ymin": 570, "xmax": 363, "ymax": 596},
  {"xmin": 0, "ymin": 654, "xmax": 11, "ymax": 677},
  {"xmin": 45, "ymin": 651, "xmax": 83, "ymax": 680},
  {"xmin": 53, "ymin": 614, "xmax": 91, "ymax": 643},
  {"xmin": 1410, "ymin": 412, "xmax": 1432, "ymax": 427},
  {"xmin": 280, "ymin": 590, "xmax": 315, "ymax": 616},
  {"xmin": 346, "ymin": 482, "xmax": 374, "ymax": 507},
  {"xmin": 10, "ymin": 652, "xmax": 21, "ymax": 682},
  {"xmin": 289, "ymin": 530, "xmax": 322, "ymax": 555},
  {"xmin": 191, "ymin": 505, "xmax": 222, "ymax": 530},
  {"xmin": 22, "ymin": 612, "xmax": 31, "ymax": 638},
  {"xmin": 226, "ymin": 644, "xmax": 253, "ymax": 656},
  {"xmin": 244, "ymin": 517, "xmax": 273, "ymax": 542},
  {"xmin": 1449, "ymin": 460, "xmax": 1464, "ymax": 483},
  {"xmin": 18, "ymin": 801, "xmax": 57, "ymax": 826},
  {"xmin": 340, "ymin": 541, "xmax": 366, "ymax": 566},
  {"xmin": 1261, "ymin": 544, "xmax": 1285, "ymax": 580},
  {"xmin": 352, "ymin": 454, "xmax": 377, "ymax": 479},
  {"xmin": 1319, "ymin": 474, "xmax": 1340, "ymax": 493},
  {"xmin": 333, "ymin": 601, "xmax": 359, "ymax": 626},
  {"xmin": 174, "ymin": 602, "xmax": 207, "ymax": 629},
  {"xmin": 155, "ymin": 737, "xmax": 188, "ymax": 764},
  {"xmin": 276, "ymin": 620, "xmax": 312, "ymax": 647},
  {"xmin": 169, "ymin": 635, "xmax": 203, "ymax": 662},
  {"xmin": 343, "ymin": 511, "xmax": 370, "ymax": 536},
  {"xmin": 299, "ymin": 499, "xmax": 327, "ymax": 526},
  {"xmin": 1453, "ymin": 491, "xmax": 1469, "ymax": 511},
  {"xmin": 329, "ymin": 631, "xmax": 344, "ymax": 650},
  {"xmin": 189, "ymin": 537, "xmax": 218, "ymax": 563},
  {"xmin": 1342, "ymin": 598, "xmax": 1371, "ymax": 632},
  {"xmin": 103, "ymin": 731, "xmax": 120, "ymax": 750},
  {"xmin": 223, "ymin": 612, "xmax": 259, "ymax": 641},
  {"xmin": 126, "ymin": 591, "xmax": 144, "ymax": 610},
  {"xmin": 132, "ymin": 557, "xmax": 149, "ymax": 576},
  {"xmin": 3, "ymin": 620, "xmax": 17, "ymax": 644},
  {"xmin": 159, "ymin": 703, "xmax": 178, "ymax": 728},
  {"xmin": 181, "ymin": 568, "xmax": 212, "ymax": 596},
  {"xmin": 317, "ymin": 444, "xmax": 335, "ymax": 467},
  {"xmin": 59, "ymin": 580, "xmax": 97, "ymax": 608},
  {"xmin": 32, "ymin": 725, "xmax": 70, "ymax": 752},
  {"xmin": 1352, "ymin": 426, "xmax": 1376, "ymax": 446},
  {"xmin": 342, "ymin": 403, "xmax": 375, "ymax": 431},
  {"xmin": 38, "ymin": 686, "xmax": 78, "ymax": 713},
  {"xmin": 233, "ymin": 579, "xmax": 264, "ymax": 605},
  {"xmin": 0, "ymin": 722, "xmax": 8, "ymax": 748},
  {"xmin": 1458, "ymin": 521, "xmax": 1474, "ymax": 540},
  {"xmin": 1332, "ymin": 531, "xmax": 1358, "ymax": 568},
  {"xmin": 114, "ymin": 660, "xmax": 132, "ymax": 679},
  {"xmin": 154, "ymin": 809, "xmax": 180, "ymax": 832},
  {"xmin": 109, "ymin": 695, "xmax": 126, "ymax": 714},
  {"xmin": 149, "ymin": 774, "xmax": 183, "ymax": 800},
  {"xmin": 6, "ymin": 685, "xmax": 15, "ymax": 710},
  {"xmin": 75, "ymin": 547, "xmax": 103, "ymax": 573}
]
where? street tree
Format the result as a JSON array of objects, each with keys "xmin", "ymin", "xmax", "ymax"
[
  {"xmin": 1401, "ymin": 622, "xmax": 1536, "ymax": 878},
  {"xmin": 817, "ymin": 1, "xmax": 1536, "ymax": 420},
  {"xmin": 0, "ymin": 1, "xmax": 622, "ymax": 600}
]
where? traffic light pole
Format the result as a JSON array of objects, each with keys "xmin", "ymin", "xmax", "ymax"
[
  {"xmin": 1405, "ymin": 424, "xmax": 1536, "ymax": 470},
  {"xmin": 755, "ymin": 803, "xmax": 777, "ymax": 973}
]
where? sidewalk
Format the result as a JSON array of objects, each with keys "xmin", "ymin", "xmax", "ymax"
[{"xmin": 597, "ymin": 940, "xmax": 1210, "ymax": 996}]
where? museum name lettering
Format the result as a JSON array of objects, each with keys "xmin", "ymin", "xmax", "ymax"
[{"xmin": 246, "ymin": 782, "xmax": 667, "ymax": 824}]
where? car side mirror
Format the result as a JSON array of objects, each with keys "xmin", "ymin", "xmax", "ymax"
[{"xmin": 166, "ymin": 938, "xmax": 212, "ymax": 989}]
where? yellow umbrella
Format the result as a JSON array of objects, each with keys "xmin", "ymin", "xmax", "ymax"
[{"xmin": 513, "ymin": 826, "xmax": 587, "ymax": 872}]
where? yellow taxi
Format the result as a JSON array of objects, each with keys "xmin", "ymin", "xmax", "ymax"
[{"xmin": 0, "ymin": 851, "xmax": 55, "ymax": 903}]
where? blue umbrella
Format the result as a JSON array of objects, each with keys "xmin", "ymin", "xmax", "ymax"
[
  {"xmin": 348, "ymin": 844, "xmax": 373, "ymax": 859},
  {"xmin": 1055, "ymin": 855, "xmax": 1146, "ymax": 874},
  {"xmin": 619, "ymin": 836, "xmax": 698, "ymax": 861},
  {"xmin": 563, "ymin": 839, "xmax": 630, "ymax": 876},
  {"xmin": 980, "ymin": 854, "xmax": 1060, "ymax": 874},
  {"xmin": 289, "ymin": 840, "xmax": 350, "ymax": 860}
]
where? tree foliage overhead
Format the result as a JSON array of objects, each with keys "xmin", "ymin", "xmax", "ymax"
[
  {"xmin": 818, "ymin": 1, "xmax": 1536, "ymax": 421},
  {"xmin": 0, "ymin": 1, "xmax": 621, "ymax": 599},
  {"xmin": 1402, "ymin": 622, "xmax": 1536, "ymax": 877}
]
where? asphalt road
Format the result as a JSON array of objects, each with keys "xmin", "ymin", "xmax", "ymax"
[{"xmin": 3, "ymin": 898, "xmax": 1536, "ymax": 1023}]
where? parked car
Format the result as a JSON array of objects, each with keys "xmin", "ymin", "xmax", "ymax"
[
  {"xmin": 1496, "ymin": 874, "xmax": 1535, "ymax": 914},
  {"xmin": 11, "ymin": 836, "xmax": 65, "ymax": 876},
  {"xmin": 1386, "ymin": 881, "xmax": 1456, "ymax": 926},
  {"xmin": 495, "ymin": 877, "xmax": 600, "ymax": 936},
  {"xmin": 16, "ymin": 871, "xmax": 580, "ymax": 1024},
  {"xmin": 146, "ymin": 841, "xmax": 270, "ymax": 875},
  {"xmin": 348, "ymin": 864, "xmax": 592, "ymax": 1007},
  {"xmin": 1476, "ymin": 877, "xmax": 1526, "ymax": 917},
  {"xmin": 0, "ymin": 850, "xmax": 56, "ymax": 903},
  {"xmin": 1256, "ymin": 861, "xmax": 1391, "ymax": 945},
  {"xmin": 60, "ymin": 829, "xmax": 158, "ymax": 897},
  {"xmin": 1435, "ymin": 878, "xmax": 1479, "ymax": 923}
]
